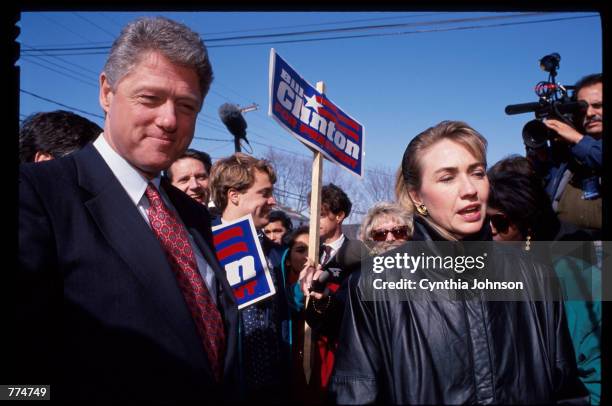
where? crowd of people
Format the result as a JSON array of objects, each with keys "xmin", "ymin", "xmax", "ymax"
[{"xmin": 16, "ymin": 16, "xmax": 602, "ymax": 404}]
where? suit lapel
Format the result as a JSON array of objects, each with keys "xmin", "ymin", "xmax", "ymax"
[{"xmin": 74, "ymin": 145, "xmax": 210, "ymax": 376}]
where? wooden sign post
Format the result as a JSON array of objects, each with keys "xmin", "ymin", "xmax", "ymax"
[{"xmin": 303, "ymin": 81, "xmax": 325, "ymax": 384}]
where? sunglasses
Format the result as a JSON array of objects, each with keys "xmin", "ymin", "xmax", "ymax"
[
  {"xmin": 371, "ymin": 225, "xmax": 410, "ymax": 242},
  {"xmin": 489, "ymin": 213, "xmax": 510, "ymax": 233}
]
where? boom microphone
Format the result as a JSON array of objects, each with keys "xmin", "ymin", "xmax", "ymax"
[
  {"xmin": 504, "ymin": 102, "xmax": 542, "ymax": 115},
  {"xmin": 218, "ymin": 103, "xmax": 247, "ymax": 139},
  {"xmin": 505, "ymin": 100, "xmax": 586, "ymax": 116}
]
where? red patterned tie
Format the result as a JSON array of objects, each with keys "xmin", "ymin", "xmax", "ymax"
[{"xmin": 145, "ymin": 183, "xmax": 225, "ymax": 382}]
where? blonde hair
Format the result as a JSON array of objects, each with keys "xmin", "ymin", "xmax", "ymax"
[
  {"xmin": 395, "ymin": 120, "xmax": 487, "ymax": 240},
  {"xmin": 358, "ymin": 202, "xmax": 413, "ymax": 242},
  {"xmin": 209, "ymin": 152, "xmax": 276, "ymax": 211}
]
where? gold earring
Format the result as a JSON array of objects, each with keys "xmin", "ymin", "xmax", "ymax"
[
  {"xmin": 525, "ymin": 235, "xmax": 531, "ymax": 251},
  {"xmin": 416, "ymin": 204, "xmax": 428, "ymax": 216}
]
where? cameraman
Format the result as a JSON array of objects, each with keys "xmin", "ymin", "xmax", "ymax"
[{"xmin": 532, "ymin": 73, "xmax": 602, "ymax": 234}]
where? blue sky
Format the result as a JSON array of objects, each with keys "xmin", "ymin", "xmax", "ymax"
[{"xmin": 18, "ymin": 11, "xmax": 601, "ymax": 181}]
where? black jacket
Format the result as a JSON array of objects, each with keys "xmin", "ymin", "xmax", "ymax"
[{"xmin": 329, "ymin": 218, "xmax": 588, "ymax": 404}]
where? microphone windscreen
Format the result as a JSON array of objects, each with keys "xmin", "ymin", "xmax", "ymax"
[{"xmin": 218, "ymin": 103, "xmax": 247, "ymax": 138}]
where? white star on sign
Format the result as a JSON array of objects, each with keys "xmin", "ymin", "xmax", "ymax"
[{"xmin": 304, "ymin": 93, "xmax": 323, "ymax": 111}]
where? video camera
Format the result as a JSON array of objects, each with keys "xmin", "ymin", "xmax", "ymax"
[{"xmin": 505, "ymin": 53, "xmax": 587, "ymax": 149}]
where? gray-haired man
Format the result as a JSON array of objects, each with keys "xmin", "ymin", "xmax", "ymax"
[{"xmin": 18, "ymin": 17, "xmax": 238, "ymax": 402}]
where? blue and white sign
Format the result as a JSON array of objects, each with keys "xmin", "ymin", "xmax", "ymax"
[
  {"xmin": 268, "ymin": 49, "xmax": 365, "ymax": 177},
  {"xmin": 212, "ymin": 215, "xmax": 275, "ymax": 309}
]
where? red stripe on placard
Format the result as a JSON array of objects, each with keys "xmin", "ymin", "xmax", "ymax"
[
  {"xmin": 214, "ymin": 226, "xmax": 244, "ymax": 246},
  {"xmin": 337, "ymin": 112, "xmax": 361, "ymax": 132},
  {"xmin": 318, "ymin": 109, "xmax": 359, "ymax": 142},
  {"xmin": 336, "ymin": 122, "xmax": 360, "ymax": 142},
  {"xmin": 300, "ymin": 122, "xmax": 324, "ymax": 143},
  {"xmin": 216, "ymin": 241, "xmax": 248, "ymax": 261},
  {"xmin": 299, "ymin": 123, "xmax": 358, "ymax": 169},
  {"xmin": 318, "ymin": 96, "xmax": 337, "ymax": 113},
  {"xmin": 318, "ymin": 96, "xmax": 361, "ymax": 132},
  {"xmin": 317, "ymin": 108, "xmax": 335, "ymax": 123}
]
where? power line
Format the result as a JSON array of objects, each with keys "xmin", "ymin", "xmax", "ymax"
[
  {"xmin": 22, "ymin": 43, "xmax": 101, "ymax": 76},
  {"xmin": 198, "ymin": 12, "xmax": 449, "ymax": 37},
  {"xmin": 249, "ymin": 140, "xmax": 310, "ymax": 158},
  {"xmin": 39, "ymin": 13, "xmax": 100, "ymax": 45},
  {"xmin": 20, "ymin": 89, "xmax": 105, "ymax": 119},
  {"xmin": 193, "ymin": 135, "xmax": 232, "ymax": 142},
  {"xmin": 209, "ymin": 89, "xmax": 234, "ymax": 102},
  {"xmin": 21, "ymin": 54, "xmax": 98, "ymax": 83},
  {"xmin": 21, "ymin": 14, "xmax": 596, "ymax": 55},
  {"xmin": 26, "ymin": 40, "xmax": 110, "ymax": 48},
  {"xmin": 205, "ymin": 14, "xmax": 598, "ymax": 49},
  {"xmin": 203, "ymin": 12, "xmax": 548, "ymax": 43},
  {"xmin": 194, "ymin": 140, "xmax": 234, "ymax": 154},
  {"xmin": 20, "ymin": 57, "xmax": 98, "ymax": 89},
  {"xmin": 198, "ymin": 115, "xmax": 228, "ymax": 131},
  {"xmin": 20, "ymin": 12, "xmax": 554, "ymax": 53},
  {"xmin": 21, "ymin": 13, "xmax": 453, "ymax": 51},
  {"xmin": 72, "ymin": 12, "xmax": 118, "ymax": 39}
]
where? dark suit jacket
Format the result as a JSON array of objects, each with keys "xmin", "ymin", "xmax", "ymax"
[
  {"xmin": 17, "ymin": 144, "xmax": 238, "ymax": 402},
  {"xmin": 304, "ymin": 236, "xmax": 352, "ymax": 338}
]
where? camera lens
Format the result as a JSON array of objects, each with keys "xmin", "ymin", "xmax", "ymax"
[{"xmin": 522, "ymin": 119, "xmax": 550, "ymax": 149}]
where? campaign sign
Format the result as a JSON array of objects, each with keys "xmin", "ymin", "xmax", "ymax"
[
  {"xmin": 212, "ymin": 215, "xmax": 276, "ymax": 309},
  {"xmin": 268, "ymin": 48, "xmax": 365, "ymax": 177}
]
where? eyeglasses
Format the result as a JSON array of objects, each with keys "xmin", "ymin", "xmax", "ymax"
[
  {"xmin": 489, "ymin": 213, "xmax": 510, "ymax": 233},
  {"xmin": 370, "ymin": 225, "xmax": 410, "ymax": 242}
]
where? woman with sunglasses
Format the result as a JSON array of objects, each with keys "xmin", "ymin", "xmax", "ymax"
[
  {"xmin": 488, "ymin": 157, "xmax": 601, "ymax": 404},
  {"xmin": 359, "ymin": 202, "xmax": 413, "ymax": 254},
  {"xmin": 330, "ymin": 121, "xmax": 586, "ymax": 404}
]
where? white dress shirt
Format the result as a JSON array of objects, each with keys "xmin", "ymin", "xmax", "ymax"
[{"xmin": 321, "ymin": 233, "xmax": 346, "ymax": 264}]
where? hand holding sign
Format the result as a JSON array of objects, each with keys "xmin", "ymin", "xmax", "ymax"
[{"xmin": 268, "ymin": 49, "xmax": 365, "ymax": 384}]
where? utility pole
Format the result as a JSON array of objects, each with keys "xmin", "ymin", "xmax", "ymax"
[{"xmin": 239, "ymin": 103, "xmax": 259, "ymax": 114}]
